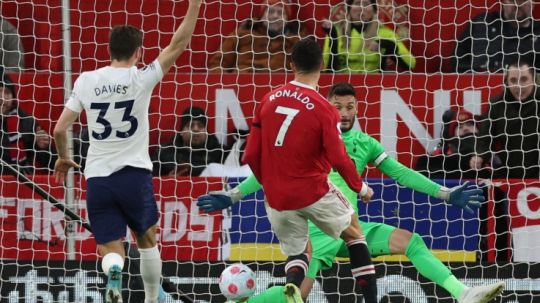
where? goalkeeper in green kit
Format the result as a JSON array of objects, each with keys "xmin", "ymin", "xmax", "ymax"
[{"xmin": 199, "ymin": 82, "xmax": 504, "ymax": 303}]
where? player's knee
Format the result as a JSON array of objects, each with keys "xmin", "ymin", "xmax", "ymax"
[
  {"xmin": 340, "ymin": 223, "xmax": 362, "ymax": 243},
  {"xmin": 136, "ymin": 225, "xmax": 157, "ymax": 249},
  {"xmin": 405, "ymin": 232, "xmax": 428, "ymax": 256}
]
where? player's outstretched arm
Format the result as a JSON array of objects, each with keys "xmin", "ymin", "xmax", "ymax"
[
  {"xmin": 437, "ymin": 181, "xmax": 484, "ymax": 214},
  {"xmin": 157, "ymin": 0, "xmax": 202, "ymax": 74},
  {"xmin": 197, "ymin": 174, "xmax": 262, "ymax": 213},
  {"xmin": 53, "ymin": 108, "xmax": 81, "ymax": 183},
  {"xmin": 376, "ymin": 156, "xmax": 484, "ymax": 213}
]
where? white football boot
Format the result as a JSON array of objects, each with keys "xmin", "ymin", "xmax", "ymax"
[{"xmin": 459, "ymin": 281, "xmax": 505, "ymax": 303}]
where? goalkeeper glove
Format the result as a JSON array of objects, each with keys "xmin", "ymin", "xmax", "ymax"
[
  {"xmin": 197, "ymin": 187, "xmax": 243, "ymax": 213},
  {"xmin": 437, "ymin": 181, "xmax": 485, "ymax": 214}
]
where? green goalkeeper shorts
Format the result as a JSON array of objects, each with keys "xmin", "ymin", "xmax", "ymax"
[{"xmin": 306, "ymin": 220, "xmax": 396, "ymax": 279}]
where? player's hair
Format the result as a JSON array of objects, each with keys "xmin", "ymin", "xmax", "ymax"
[
  {"xmin": 291, "ymin": 38, "xmax": 322, "ymax": 74},
  {"xmin": 109, "ymin": 25, "xmax": 143, "ymax": 61},
  {"xmin": 328, "ymin": 82, "xmax": 357, "ymax": 99},
  {"xmin": 504, "ymin": 59, "xmax": 536, "ymax": 83}
]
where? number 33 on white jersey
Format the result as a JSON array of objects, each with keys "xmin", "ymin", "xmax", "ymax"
[{"xmin": 65, "ymin": 60, "xmax": 164, "ymax": 178}]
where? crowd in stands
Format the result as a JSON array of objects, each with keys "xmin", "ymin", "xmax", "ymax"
[{"xmin": 0, "ymin": 0, "xmax": 538, "ymax": 186}]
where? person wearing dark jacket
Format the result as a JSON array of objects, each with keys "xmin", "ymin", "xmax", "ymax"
[
  {"xmin": 416, "ymin": 110, "xmax": 494, "ymax": 179},
  {"xmin": 477, "ymin": 61, "xmax": 540, "ymax": 179},
  {"xmin": 453, "ymin": 0, "xmax": 540, "ymax": 73},
  {"xmin": 152, "ymin": 107, "xmax": 226, "ymax": 176},
  {"xmin": 0, "ymin": 72, "xmax": 55, "ymax": 174},
  {"xmin": 208, "ymin": 0, "xmax": 306, "ymax": 73}
]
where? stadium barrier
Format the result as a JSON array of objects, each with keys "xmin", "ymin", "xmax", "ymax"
[{"xmin": 1, "ymin": 260, "xmax": 538, "ymax": 303}]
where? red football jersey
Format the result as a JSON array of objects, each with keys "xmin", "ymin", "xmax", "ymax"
[{"xmin": 243, "ymin": 81, "xmax": 362, "ymax": 211}]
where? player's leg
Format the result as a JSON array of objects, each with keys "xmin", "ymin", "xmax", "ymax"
[
  {"xmin": 388, "ymin": 228, "xmax": 504, "ymax": 302},
  {"xmin": 134, "ymin": 225, "xmax": 162, "ymax": 303},
  {"xmin": 99, "ymin": 241, "xmax": 126, "ymax": 303},
  {"xmin": 124, "ymin": 241, "xmax": 181, "ymax": 302},
  {"xmin": 300, "ymin": 259, "xmax": 322, "ymax": 300},
  {"xmin": 264, "ymin": 200, "xmax": 309, "ymax": 292},
  {"xmin": 339, "ymin": 218, "xmax": 378, "ymax": 303},
  {"xmin": 86, "ymin": 177, "xmax": 129, "ymax": 303},
  {"xmin": 301, "ymin": 187, "xmax": 377, "ymax": 303},
  {"xmin": 301, "ymin": 221, "xmax": 343, "ymax": 300},
  {"xmin": 118, "ymin": 167, "xmax": 161, "ymax": 303}
]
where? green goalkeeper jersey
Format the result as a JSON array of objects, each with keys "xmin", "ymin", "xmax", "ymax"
[
  {"xmin": 227, "ymin": 286, "xmax": 287, "ymax": 303},
  {"xmin": 329, "ymin": 129, "xmax": 441, "ymax": 211},
  {"xmin": 238, "ymin": 129, "xmax": 442, "ymax": 210}
]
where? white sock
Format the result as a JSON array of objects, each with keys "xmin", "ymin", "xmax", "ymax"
[
  {"xmin": 101, "ymin": 253, "xmax": 124, "ymax": 275},
  {"xmin": 139, "ymin": 246, "xmax": 162, "ymax": 303}
]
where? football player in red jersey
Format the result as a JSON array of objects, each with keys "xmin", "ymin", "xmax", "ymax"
[{"xmin": 242, "ymin": 38, "xmax": 377, "ymax": 303}]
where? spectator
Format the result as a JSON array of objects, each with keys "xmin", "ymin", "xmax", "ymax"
[
  {"xmin": 416, "ymin": 109, "xmax": 494, "ymax": 179},
  {"xmin": 0, "ymin": 17, "xmax": 25, "ymax": 71},
  {"xmin": 477, "ymin": 60, "xmax": 540, "ymax": 179},
  {"xmin": 453, "ymin": 0, "xmax": 539, "ymax": 73},
  {"xmin": 200, "ymin": 129, "xmax": 252, "ymax": 177},
  {"xmin": 208, "ymin": 0, "xmax": 305, "ymax": 73},
  {"xmin": 322, "ymin": 0, "xmax": 415, "ymax": 73},
  {"xmin": 0, "ymin": 72, "xmax": 55, "ymax": 174},
  {"xmin": 152, "ymin": 107, "xmax": 226, "ymax": 176}
]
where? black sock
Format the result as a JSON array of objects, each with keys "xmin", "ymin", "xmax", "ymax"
[
  {"xmin": 285, "ymin": 253, "xmax": 309, "ymax": 287},
  {"xmin": 347, "ymin": 238, "xmax": 377, "ymax": 303}
]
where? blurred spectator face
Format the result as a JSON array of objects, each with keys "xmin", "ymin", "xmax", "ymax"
[
  {"xmin": 506, "ymin": 64, "xmax": 535, "ymax": 101},
  {"xmin": 348, "ymin": 0, "xmax": 376, "ymax": 24},
  {"xmin": 0, "ymin": 86, "xmax": 14, "ymax": 115},
  {"xmin": 330, "ymin": 94, "xmax": 357, "ymax": 132},
  {"xmin": 181, "ymin": 120, "xmax": 208, "ymax": 148},
  {"xmin": 262, "ymin": 4, "xmax": 288, "ymax": 35},
  {"xmin": 501, "ymin": 0, "xmax": 532, "ymax": 24},
  {"xmin": 457, "ymin": 121, "xmax": 478, "ymax": 137}
]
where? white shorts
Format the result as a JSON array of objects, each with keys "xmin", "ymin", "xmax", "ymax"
[{"xmin": 264, "ymin": 184, "xmax": 354, "ymax": 256}]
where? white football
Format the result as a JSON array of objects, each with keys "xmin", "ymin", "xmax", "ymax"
[{"xmin": 219, "ymin": 263, "xmax": 257, "ymax": 301}]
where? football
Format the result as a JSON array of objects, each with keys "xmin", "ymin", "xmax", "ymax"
[{"xmin": 219, "ymin": 263, "xmax": 257, "ymax": 301}]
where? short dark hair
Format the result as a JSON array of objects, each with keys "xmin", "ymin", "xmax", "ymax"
[
  {"xmin": 291, "ymin": 38, "xmax": 322, "ymax": 74},
  {"xmin": 328, "ymin": 82, "xmax": 356, "ymax": 99},
  {"xmin": 109, "ymin": 25, "xmax": 143, "ymax": 61},
  {"xmin": 181, "ymin": 106, "xmax": 208, "ymax": 130},
  {"xmin": 505, "ymin": 59, "xmax": 535, "ymax": 79}
]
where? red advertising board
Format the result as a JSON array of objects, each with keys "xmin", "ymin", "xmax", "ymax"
[
  {"xmin": 0, "ymin": 175, "xmax": 224, "ymax": 261},
  {"xmin": 501, "ymin": 180, "xmax": 540, "ymax": 262}
]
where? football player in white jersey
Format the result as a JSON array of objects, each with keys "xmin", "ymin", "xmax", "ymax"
[{"xmin": 53, "ymin": 1, "xmax": 202, "ymax": 302}]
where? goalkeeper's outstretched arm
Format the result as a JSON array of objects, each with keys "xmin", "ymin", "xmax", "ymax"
[
  {"xmin": 376, "ymin": 155, "xmax": 484, "ymax": 214},
  {"xmin": 196, "ymin": 174, "xmax": 262, "ymax": 212},
  {"xmin": 157, "ymin": 0, "xmax": 202, "ymax": 74}
]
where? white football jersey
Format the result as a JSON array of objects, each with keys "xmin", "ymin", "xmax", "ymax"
[{"xmin": 66, "ymin": 60, "xmax": 163, "ymax": 179}]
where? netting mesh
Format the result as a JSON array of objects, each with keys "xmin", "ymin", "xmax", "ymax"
[{"xmin": 1, "ymin": 0, "xmax": 539, "ymax": 302}]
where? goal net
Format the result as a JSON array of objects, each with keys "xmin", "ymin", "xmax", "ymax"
[{"xmin": 1, "ymin": 0, "xmax": 539, "ymax": 302}]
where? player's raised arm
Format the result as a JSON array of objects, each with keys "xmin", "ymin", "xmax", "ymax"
[{"xmin": 157, "ymin": 0, "xmax": 202, "ymax": 74}]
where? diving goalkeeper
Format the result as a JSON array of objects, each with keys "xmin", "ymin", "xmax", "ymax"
[{"xmin": 198, "ymin": 82, "xmax": 504, "ymax": 303}]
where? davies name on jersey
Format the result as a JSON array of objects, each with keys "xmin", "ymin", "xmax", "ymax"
[{"xmin": 94, "ymin": 84, "xmax": 129, "ymax": 96}]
